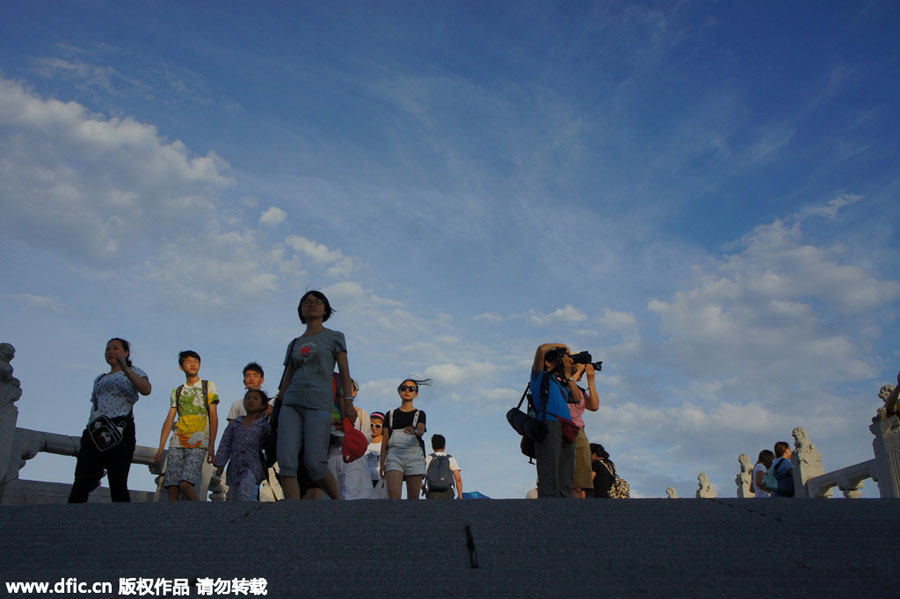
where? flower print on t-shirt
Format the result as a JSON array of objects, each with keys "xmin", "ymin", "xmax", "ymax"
[{"xmin": 296, "ymin": 341, "xmax": 318, "ymax": 361}]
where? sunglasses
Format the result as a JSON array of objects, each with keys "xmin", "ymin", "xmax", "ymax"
[
  {"xmin": 371, "ymin": 423, "xmax": 383, "ymax": 429},
  {"xmin": 398, "ymin": 385, "xmax": 418, "ymax": 392}
]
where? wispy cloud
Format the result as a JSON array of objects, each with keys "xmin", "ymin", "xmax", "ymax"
[{"xmin": 0, "ymin": 294, "xmax": 67, "ymax": 313}]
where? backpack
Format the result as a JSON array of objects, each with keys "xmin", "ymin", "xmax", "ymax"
[
  {"xmin": 426, "ymin": 453, "xmax": 454, "ymax": 492},
  {"xmin": 763, "ymin": 464, "xmax": 778, "ymax": 493},
  {"xmin": 600, "ymin": 459, "xmax": 631, "ymax": 499},
  {"xmin": 771, "ymin": 457, "xmax": 795, "ymax": 497}
]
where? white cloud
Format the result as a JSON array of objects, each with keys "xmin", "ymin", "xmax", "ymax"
[
  {"xmin": 423, "ymin": 362, "xmax": 494, "ymax": 386},
  {"xmin": 648, "ymin": 204, "xmax": 899, "ymax": 385},
  {"xmin": 529, "ymin": 304, "xmax": 588, "ymax": 326},
  {"xmin": 798, "ymin": 194, "xmax": 862, "ymax": 221},
  {"xmin": 259, "ymin": 206, "xmax": 287, "ymax": 226},
  {"xmin": 143, "ymin": 228, "xmax": 282, "ymax": 312},
  {"xmin": 1, "ymin": 294, "xmax": 67, "ymax": 313},
  {"xmin": 598, "ymin": 308, "xmax": 637, "ymax": 330},
  {"xmin": 285, "ymin": 235, "xmax": 357, "ymax": 276},
  {"xmin": 34, "ymin": 57, "xmax": 121, "ymax": 92},
  {"xmin": 0, "ymin": 77, "xmax": 233, "ymax": 261}
]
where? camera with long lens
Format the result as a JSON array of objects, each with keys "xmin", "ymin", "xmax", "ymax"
[
  {"xmin": 569, "ymin": 351, "xmax": 603, "ymax": 371},
  {"xmin": 545, "ymin": 348, "xmax": 603, "ymax": 376}
]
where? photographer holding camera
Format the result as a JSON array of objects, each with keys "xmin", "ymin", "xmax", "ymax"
[{"xmin": 530, "ymin": 343, "xmax": 584, "ymax": 498}]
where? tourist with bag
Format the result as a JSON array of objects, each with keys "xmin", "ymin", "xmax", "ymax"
[
  {"xmin": 766, "ymin": 441, "xmax": 795, "ymax": 497},
  {"xmin": 530, "ymin": 343, "xmax": 580, "ymax": 498},
  {"xmin": 424, "ymin": 434, "xmax": 463, "ymax": 499},
  {"xmin": 276, "ymin": 290, "xmax": 355, "ymax": 500},
  {"xmin": 68, "ymin": 338, "xmax": 152, "ymax": 503},
  {"xmin": 590, "ymin": 443, "xmax": 630, "ymax": 498},
  {"xmin": 154, "ymin": 350, "xmax": 221, "ymax": 501},
  {"xmin": 380, "ymin": 378, "xmax": 430, "ymax": 499}
]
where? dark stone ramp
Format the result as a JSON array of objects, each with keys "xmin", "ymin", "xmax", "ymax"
[{"xmin": 2, "ymin": 499, "xmax": 897, "ymax": 598}]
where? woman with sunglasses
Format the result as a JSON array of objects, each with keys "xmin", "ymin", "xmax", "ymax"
[
  {"xmin": 276, "ymin": 290, "xmax": 355, "ymax": 500},
  {"xmin": 380, "ymin": 378, "xmax": 431, "ymax": 499}
]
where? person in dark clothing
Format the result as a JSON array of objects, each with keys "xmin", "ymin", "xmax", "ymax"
[{"xmin": 590, "ymin": 443, "xmax": 615, "ymax": 499}]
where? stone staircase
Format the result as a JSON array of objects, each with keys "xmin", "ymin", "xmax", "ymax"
[{"xmin": 2, "ymin": 498, "xmax": 898, "ymax": 598}]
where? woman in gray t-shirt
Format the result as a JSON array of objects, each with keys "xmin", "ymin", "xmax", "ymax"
[{"xmin": 276, "ymin": 290, "xmax": 355, "ymax": 500}]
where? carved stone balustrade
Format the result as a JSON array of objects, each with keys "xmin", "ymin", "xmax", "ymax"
[
  {"xmin": 805, "ymin": 459, "xmax": 875, "ymax": 498},
  {"xmin": 869, "ymin": 414, "xmax": 900, "ymax": 498}
]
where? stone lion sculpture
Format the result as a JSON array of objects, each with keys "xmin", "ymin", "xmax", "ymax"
[
  {"xmin": 735, "ymin": 454, "xmax": 753, "ymax": 497},
  {"xmin": 792, "ymin": 426, "xmax": 823, "ymax": 466},
  {"xmin": 0, "ymin": 342, "xmax": 22, "ymax": 405},
  {"xmin": 876, "ymin": 384, "xmax": 897, "ymax": 421},
  {"xmin": 792, "ymin": 427, "xmax": 813, "ymax": 453},
  {"xmin": 696, "ymin": 472, "xmax": 717, "ymax": 498}
]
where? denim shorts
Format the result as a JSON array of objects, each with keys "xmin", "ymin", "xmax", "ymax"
[{"xmin": 385, "ymin": 446, "xmax": 426, "ymax": 477}]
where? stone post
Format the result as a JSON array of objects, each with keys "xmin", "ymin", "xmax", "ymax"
[
  {"xmin": 790, "ymin": 427, "xmax": 830, "ymax": 498},
  {"xmin": 735, "ymin": 454, "xmax": 753, "ymax": 498},
  {"xmin": 696, "ymin": 473, "xmax": 717, "ymax": 498},
  {"xmin": 665, "ymin": 486, "xmax": 679, "ymax": 499},
  {"xmin": 870, "ymin": 413, "xmax": 900, "ymax": 499},
  {"xmin": 0, "ymin": 343, "xmax": 23, "ymax": 504},
  {"xmin": 207, "ymin": 467, "xmax": 227, "ymax": 502}
]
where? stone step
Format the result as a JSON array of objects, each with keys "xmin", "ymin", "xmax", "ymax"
[{"xmin": 2, "ymin": 498, "xmax": 898, "ymax": 597}]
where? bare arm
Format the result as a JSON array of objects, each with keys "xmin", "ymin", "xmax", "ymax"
[
  {"xmin": 336, "ymin": 351, "xmax": 355, "ymax": 421},
  {"xmin": 454, "ymin": 469, "xmax": 463, "ymax": 498},
  {"xmin": 277, "ymin": 340, "xmax": 297, "ymax": 402},
  {"xmin": 112, "ymin": 354, "xmax": 152, "ymax": 396},
  {"xmin": 123, "ymin": 368, "xmax": 152, "ymax": 396},
  {"xmin": 379, "ymin": 427, "xmax": 390, "ymax": 477},
  {"xmin": 207, "ymin": 403, "xmax": 218, "ymax": 463},
  {"xmin": 154, "ymin": 407, "xmax": 177, "ymax": 462},
  {"xmin": 584, "ymin": 364, "xmax": 600, "ymax": 411},
  {"xmin": 533, "ymin": 343, "xmax": 568, "ymax": 374}
]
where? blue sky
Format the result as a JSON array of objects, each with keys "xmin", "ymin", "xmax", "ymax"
[{"xmin": 1, "ymin": 1, "xmax": 898, "ymax": 499}]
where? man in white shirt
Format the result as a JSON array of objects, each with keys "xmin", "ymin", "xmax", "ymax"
[
  {"xmin": 226, "ymin": 362, "xmax": 268, "ymax": 421},
  {"xmin": 424, "ymin": 434, "xmax": 463, "ymax": 499}
]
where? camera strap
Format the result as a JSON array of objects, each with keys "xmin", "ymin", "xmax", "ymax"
[{"xmin": 540, "ymin": 373, "xmax": 550, "ymax": 422}]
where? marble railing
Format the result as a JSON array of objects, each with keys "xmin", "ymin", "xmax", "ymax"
[
  {"xmin": 0, "ymin": 341, "xmax": 228, "ymax": 503},
  {"xmin": 731, "ymin": 411, "xmax": 900, "ymax": 499},
  {"xmin": 0, "ymin": 426, "xmax": 224, "ymax": 503}
]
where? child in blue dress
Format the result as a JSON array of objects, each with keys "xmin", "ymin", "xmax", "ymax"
[{"xmin": 215, "ymin": 389, "xmax": 271, "ymax": 501}]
